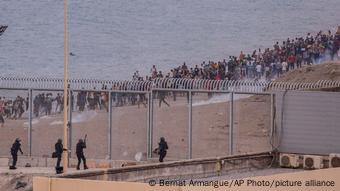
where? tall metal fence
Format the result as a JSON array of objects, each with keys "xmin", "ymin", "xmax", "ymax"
[{"xmin": 0, "ymin": 76, "xmax": 339, "ymax": 161}]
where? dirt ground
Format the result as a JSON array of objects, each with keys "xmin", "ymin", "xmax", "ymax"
[
  {"xmin": 0, "ymin": 167, "xmax": 103, "ymax": 191},
  {"xmin": 0, "ymin": 168, "xmax": 54, "ymax": 191}
]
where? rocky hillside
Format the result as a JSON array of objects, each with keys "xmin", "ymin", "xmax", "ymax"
[{"xmin": 275, "ymin": 61, "xmax": 340, "ymax": 83}]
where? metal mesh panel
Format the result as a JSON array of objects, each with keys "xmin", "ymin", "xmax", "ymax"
[
  {"xmin": 192, "ymin": 92, "xmax": 229, "ymax": 158},
  {"xmin": 110, "ymin": 92, "xmax": 148, "ymax": 161},
  {"xmin": 31, "ymin": 90, "xmax": 63, "ymax": 157},
  {"xmin": 0, "ymin": 89, "xmax": 29, "ymax": 157},
  {"xmin": 233, "ymin": 94, "xmax": 272, "ymax": 155},
  {"xmin": 152, "ymin": 91, "xmax": 188, "ymax": 160}
]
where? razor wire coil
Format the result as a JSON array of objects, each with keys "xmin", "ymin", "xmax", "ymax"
[{"xmin": 0, "ymin": 75, "xmax": 339, "ymax": 93}]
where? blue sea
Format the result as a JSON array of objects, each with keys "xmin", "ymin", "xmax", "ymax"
[{"xmin": 0, "ymin": 0, "xmax": 339, "ymax": 80}]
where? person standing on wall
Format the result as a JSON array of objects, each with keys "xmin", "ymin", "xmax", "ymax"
[
  {"xmin": 76, "ymin": 135, "xmax": 88, "ymax": 170},
  {"xmin": 9, "ymin": 138, "xmax": 23, "ymax": 169}
]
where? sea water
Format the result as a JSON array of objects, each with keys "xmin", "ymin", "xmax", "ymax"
[{"xmin": 0, "ymin": 0, "xmax": 339, "ymax": 80}]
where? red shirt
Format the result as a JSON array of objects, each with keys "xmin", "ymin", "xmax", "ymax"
[{"xmin": 288, "ymin": 55, "xmax": 296, "ymax": 63}]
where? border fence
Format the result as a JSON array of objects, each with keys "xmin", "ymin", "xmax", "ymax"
[{"xmin": 1, "ymin": 75, "xmax": 340, "ymax": 161}]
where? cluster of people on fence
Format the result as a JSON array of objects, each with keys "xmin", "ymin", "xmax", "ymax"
[{"xmin": 132, "ymin": 28, "xmax": 340, "ymax": 82}]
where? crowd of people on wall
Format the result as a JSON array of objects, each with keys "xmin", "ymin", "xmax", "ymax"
[{"xmin": 132, "ymin": 28, "xmax": 340, "ymax": 82}]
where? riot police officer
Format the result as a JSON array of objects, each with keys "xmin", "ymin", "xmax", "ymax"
[
  {"xmin": 158, "ymin": 137, "xmax": 168, "ymax": 162},
  {"xmin": 10, "ymin": 138, "xmax": 23, "ymax": 169},
  {"xmin": 54, "ymin": 139, "xmax": 63, "ymax": 171},
  {"xmin": 76, "ymin": 138, "xmax": 88, "ymax": 170}
]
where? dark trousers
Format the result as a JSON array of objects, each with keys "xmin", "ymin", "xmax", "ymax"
[
  {"xmin": 159, "ymin": 98, "xmax": 169, "ymax": 107},
  {"xmin": 76, "ymin": 153, "xmax": 87, "ymax": 169},
  {"xmin": 159, "ymin": 152, "xmax": 166, "ymax": 162},
  {"xmin": 56, "ymin": 156, "xmax": 62, "ymax": 168},
  {"xmin": 11, "ymin": 154, "xmax": 17, "ymax": 167}
]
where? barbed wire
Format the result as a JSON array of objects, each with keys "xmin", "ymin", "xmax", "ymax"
[{"xmin": 0, "ymin": 75, "xmax": 339, "ymax": 92}]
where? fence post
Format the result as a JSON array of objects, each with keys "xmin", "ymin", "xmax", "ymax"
[
  {"xmin": 229, "ymin": 91, "xmax": 234, "ymax": 155},
  {"xmin": 270, "ymin": 93, "xmax": 275, "ymax": 149},
  {"xmin": 28, "ymin": 89, "xmax": 33, "ymax": 157},
  {"xmin": 147, "ymin": 92, "xmax": 151, "ymax": 158},
  {"xmin": 188, "ymin": 91, "xmax": 193, "ymax": 159},
  {"xmin": 149, "ymin": 91, "xmax": 154, "ymax": 158},
  {"xmin": 108, "ymin": 91, "xmax": 112, "ymax": 159},
  {"xmin": 68, "ymin": 89, "xmax": 72, "ymax": 158}
]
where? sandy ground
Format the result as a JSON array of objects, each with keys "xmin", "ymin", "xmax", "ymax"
[{"xmin": 0, "ymin": 93, "xmax": 272, "ymax": 161}]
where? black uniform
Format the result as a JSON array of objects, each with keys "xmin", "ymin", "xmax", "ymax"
[
  {"xmin": 158, "ymin": 137, "xmax": 168, "ymax": 162},
  {"xmin": 76, "ymin": 140, "xmax": 88, "ymax": 170},
  {"xmin": 55, "ymin": 140, "xmax": 63, "ymax": 168},
  {"xmin": 10, "ymin": 139, "xmax": 23, "ymax": 169}
]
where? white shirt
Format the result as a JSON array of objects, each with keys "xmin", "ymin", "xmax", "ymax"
[
  {"xmin": 282, "ymin": 62, "xmax": 288, "ymax": 71},
  {"xmin": 265, "ymin": 66, "xmax": 270, "ymax": 72},
  {"xmin": 256, "ymin": 64, "xmax": 262, "ymax": 73}
]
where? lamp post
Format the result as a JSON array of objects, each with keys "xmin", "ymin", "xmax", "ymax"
[{"xmin": 63, "ymin": 0, "xmax": 69, "ymax": 173}]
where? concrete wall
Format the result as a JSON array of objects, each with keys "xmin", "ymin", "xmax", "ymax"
[
  {"xmin": 33, "ymin": 167, "xmax": 340, "ymax": 191},
  {"xmin": 275, "ymin": 91, "xmax": 340, "ymax": 155}
]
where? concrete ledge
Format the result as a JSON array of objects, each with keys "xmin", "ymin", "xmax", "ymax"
[
  {"xmin": 0, "ymin": 156, "xmax": 146, "ymax": 168},
  {"xmin": 59, "ymin": 151, "xmax": 274, "ymax": 182},
  {"xmin": 33, "ymin": 167, "xmax": 340, "ymax": 191}
]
